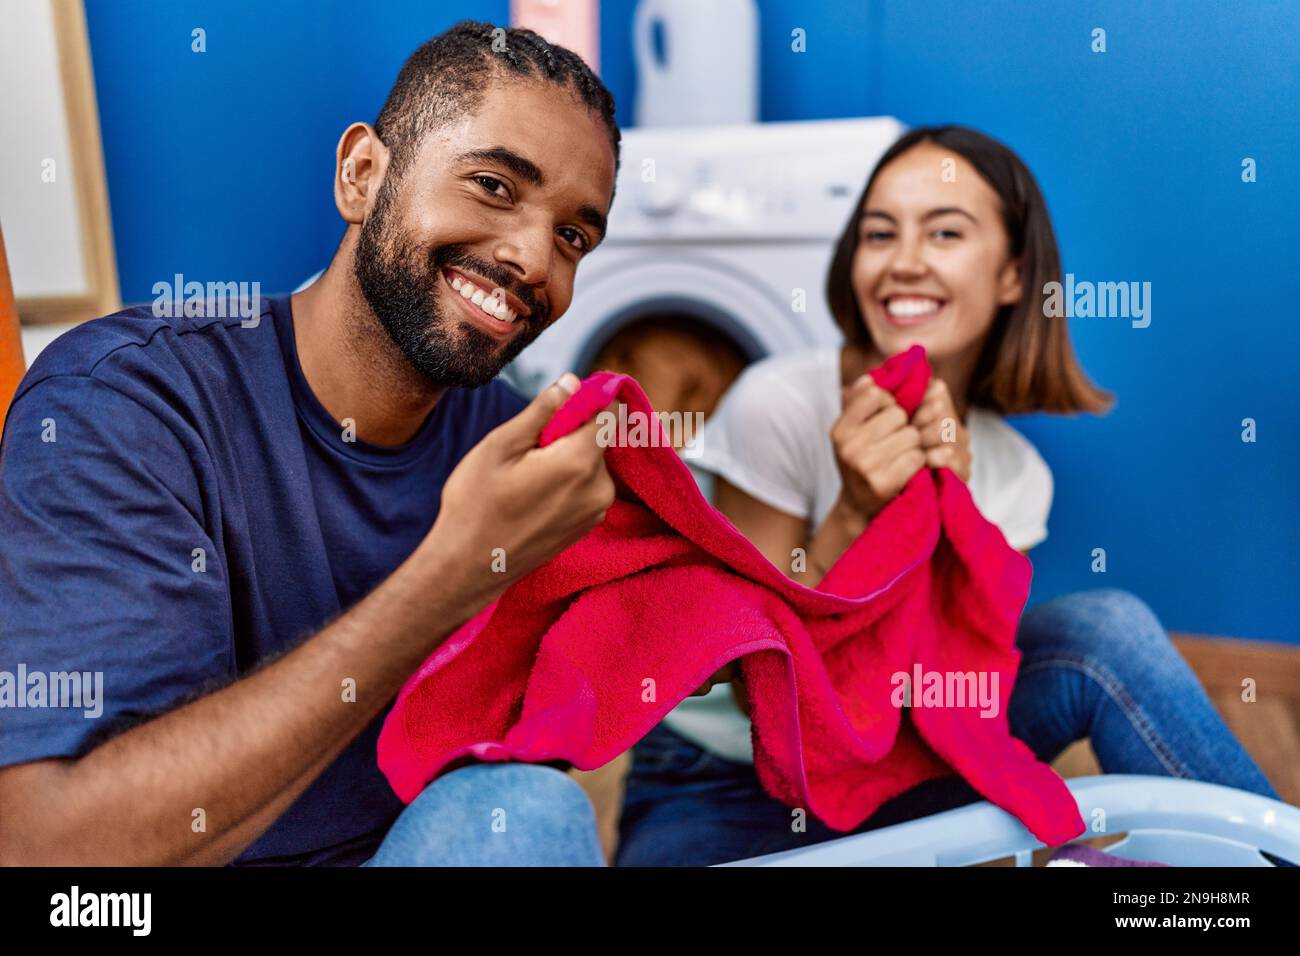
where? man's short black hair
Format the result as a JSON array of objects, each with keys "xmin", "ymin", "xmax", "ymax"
[{"xmin": 374, "ymin": 20, "xmax": 621, "ymax": 184}]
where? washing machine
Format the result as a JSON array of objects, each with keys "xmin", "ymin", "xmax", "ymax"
[{"xmin": 502, "ymin": 116, "xmax": 905, "ymax": 398}]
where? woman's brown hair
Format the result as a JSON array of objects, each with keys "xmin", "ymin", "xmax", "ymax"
[{"xmin": 825, "ymin": 125, "xmax": 1112, "ymax": 415}]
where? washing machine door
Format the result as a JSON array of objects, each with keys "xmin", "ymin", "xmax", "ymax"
[{"xmin": 506, "ymin": 252, "xmax": 826, "ymax": 396}]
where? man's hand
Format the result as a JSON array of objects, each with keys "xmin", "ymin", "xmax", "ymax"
[
  {"xmin": 690, "ymin": 661, "xmax": 753, "ymax": 718},
  {"xmin": 428, "ymin": 374, "xmax": 617, "ymax": 612},
  {"xmin": 691, "ymin": 661, "xmax": 737, "ymax": 696},
  {"xmin": 831, "ymin": 375, "xmax": 926, "ymax": 520},
  {"xmin": 911, "ymin": 377, "xmax": 971, "ymax": 482}
]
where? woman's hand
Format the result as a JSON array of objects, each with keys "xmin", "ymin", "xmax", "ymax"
[
  {"xmin": 831, "ymin": 376, "xmax": 926, "ymax": 520},
  {"xmin": 911, "ymin": 377, "xmax": 972, "ymax": 482}
]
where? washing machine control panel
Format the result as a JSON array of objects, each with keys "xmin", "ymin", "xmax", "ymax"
[{"xmin": 609, "ymin": 117, "xmax": 904, "ymax": 242}]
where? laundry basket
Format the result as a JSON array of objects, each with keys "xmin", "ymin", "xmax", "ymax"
[{"xmin": 721, "ymin": 775, "xmax": 1300, "ymax": 867}]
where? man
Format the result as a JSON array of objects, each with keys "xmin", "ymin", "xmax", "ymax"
[{"xmin": 0, "ymin": 22, "xmax": 621, "ymax": 866}]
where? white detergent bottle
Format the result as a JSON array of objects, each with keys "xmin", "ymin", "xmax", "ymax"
[{"xmin": 633, "ymin": 0, "xmax": 759, "ymax": 127}]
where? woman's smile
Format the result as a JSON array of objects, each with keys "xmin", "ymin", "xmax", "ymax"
[{"xmin": 880, "ymin": 294, "xmax": 949, "ymax": 328}]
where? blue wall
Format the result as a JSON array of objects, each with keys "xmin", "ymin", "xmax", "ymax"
[
  {"xmin": 84, "ymin": 0, "xmax": 1298, "ymax": 642},
  {"xmin": 84, "ymin": 0, "xmax": 511, "ymax": 301}
]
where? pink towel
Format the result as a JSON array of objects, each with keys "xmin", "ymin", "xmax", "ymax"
[{"xmin": 378, "ymin": 345, "xmax": 1086, "ymax": 846}]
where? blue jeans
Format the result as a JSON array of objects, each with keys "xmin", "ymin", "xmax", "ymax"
[
  {"xmin": 363, "ymin": 763, "xmax": 604, "ymax": 866},
  {"xmin": 616, "ymin": 589, "xmax": 1283, "ymax": 866}
]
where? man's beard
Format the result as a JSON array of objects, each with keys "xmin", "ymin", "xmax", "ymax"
[{"xmin": 353, "ymin": 174, "xmax": 548, "ymax": 389}]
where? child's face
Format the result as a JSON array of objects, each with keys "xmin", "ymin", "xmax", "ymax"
[{"xmin": 850, "ymin": 142, "xmax": 1023, "ymax": 367}]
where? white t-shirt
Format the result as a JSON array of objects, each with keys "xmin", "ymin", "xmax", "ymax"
[{"xmin": 665, "ymin": 347, "xmax": 1054, "ymax": 763}]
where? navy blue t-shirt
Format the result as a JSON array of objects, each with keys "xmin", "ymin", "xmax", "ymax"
[{"xmin": 0, "ymin": 294, "xmax": 526, "ymax": 864}]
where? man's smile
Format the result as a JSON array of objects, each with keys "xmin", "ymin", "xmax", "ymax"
[{"xmin": 441, "ymin": 267, "xmax": 534, "ymax": 343}]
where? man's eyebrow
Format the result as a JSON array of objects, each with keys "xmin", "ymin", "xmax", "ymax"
[{"xmin": 455, "ymin": 147, "xmax": 544, "ymax": 186}]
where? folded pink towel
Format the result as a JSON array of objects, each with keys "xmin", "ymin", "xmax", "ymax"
[{"xmin": 378, "ymin": 345, "xmax": 1086, "ymax": 846}]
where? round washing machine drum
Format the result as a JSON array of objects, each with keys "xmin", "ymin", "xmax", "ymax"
[{"xmin": 506, "ymin": 255, "xmax": 832, "ymax": 397}]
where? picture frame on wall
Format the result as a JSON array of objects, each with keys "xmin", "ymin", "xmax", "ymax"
[{"xmin": 0, "ymin": 0, "xmax": 119, "ymax": 326}]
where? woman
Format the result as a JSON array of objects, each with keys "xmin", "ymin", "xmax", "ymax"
[{"xmin": 614, "ymin": 126, "xmax": 1282, "ymax": 867}]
